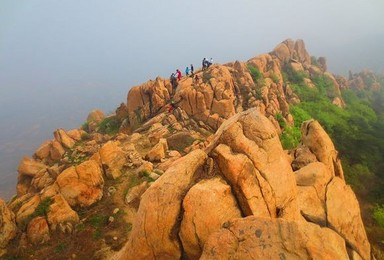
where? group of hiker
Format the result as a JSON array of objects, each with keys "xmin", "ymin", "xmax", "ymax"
[
  {"xmin": 167, "ymin": 58, "xmax": 213, "ymax": 114},
  {"xmin": 169, "ymin": 63, "xmax": 196, "ymax": 90},
  {"xmin": 202, "ymin": 57, "xmax": 213, "ymax": 70},
  {"xmin": 170, "ymin": 57, "xmax": 214, "ymax": 90}
]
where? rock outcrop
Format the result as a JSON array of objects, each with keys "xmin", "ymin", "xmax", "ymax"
[
  {"xmin": 200, "ymin": 216, "xmax": 349, "ymax": 259},
  {"xmin": 91, "ymin": 141, "xmax": 127, "ymax": 179},
  {"xmin": 0, "ymin": 39, "xmax": 372, "ymax": 259},
  {"xmin": 56, "ymin": 160, "xmax": 104, "ymax": 207},
  {"xmin": 116, "ymin": 109, "xmax": 370, "ymax": 259},
  {"xmin": 119, "ymin": 149, "xmax": 208, "ymax": 259},
  {"xmin": 126, "ymin": 39, "xmax": 344, "ymax": 136},
  {"xmin": 0, "ymin": 199, "xmax": 17, "ymax": 257}
]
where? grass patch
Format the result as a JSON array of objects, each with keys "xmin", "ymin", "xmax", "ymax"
[
  {"xmin": 89, "ymin": 214, "xmax": 108, "ymax": 228},
  {"xmin": 270, "ymin": 73, "xmax": 280, "ymax": 84},
  {"xmin": 123, "ymin": 174, "xmax": 142, "ymax": 198},
  {"xmin": 20, "ymin": 197, "xmax": 53, "ymax": 230},
  {"xmin": 65, "ymin": 152, "xmax": 88, "ymax": 165},
  {"xmin": 247, "ymin": 64, "xmax": 265, "ymax": 87},
  {"xmin": 97, "ymin": 116, "xmax": 120, "ymax": 135},
  {"xmin": 88, "ymin": 214, "xmax": 109, "ymax": 240},
  {"xmin": 139, "ymin": 170, "xmax": 155, "ymax": 182},
  {"xmin": 54, "ymin": 243, "xmax": 67, "ymax": 254},
  {"xmin": 373, "ymin": 205, "xmax": 384, "ymax": 228},
  {"xmin": 282, "ymin": 64, "xmax": 308, "ymax": 85}
]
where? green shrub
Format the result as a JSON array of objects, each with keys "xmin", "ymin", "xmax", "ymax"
[
  {"xmin": 88, "ymin": 214, "xmax": 108, "ymax": 240},
  {"xmin": 98, "ymin": 116, "xmax": 120, "ymax": 135},
  {"xmin": 290, "ymin": 83, "xmax": 320, "ymax": 102},
  {"xmin": 247, "ymin": 65, "xmax": 262, "ymax": 82},
  {"xmin": 89, "ymin": 214, "xmax": 108, "ymax": 228},
  {"xmin": 313, "ymin": 75, "xmax": 337, "ymax": 98},
  {"xmin": 20, "ymin": 197, "xmax": 53, "ymax": 230},
  {"xmin": 280, "ymin": 126, "xmax": 301, "ymax": 150},
  {"xmin": 343, "ymin": 163, "xmax": 373, "ymax": 191},
  {"xmin": 247, "ymin": 65, "xmax": 264, "ymax": 86},
  {"xmin": 276, "ymin": 112, "xmax": 302, "ymax": 150},
  {"xmin": 276, "ymin": 112, "xmax": 286, "ymax": 128},
  {"xmin": 270, "ymin": 73, "xmax": 280, "ymax": 84},
  {"xmin": 373, "ymin": 204, "xmax": 384, "ymax": 228},
  {"xmin": 283, "ymin": 64, "xmax": 308, "ymax": 85},
  {"xmin": 290, "ymin": 106, "xmax": 311, "ymax": 128},
  {"xmin": 55, "ymin": 243, "xmax": 67, "ymax": 253},
  {"xmin": 81, "ymin": 122, "xmax": 89, "ymax": 132},
  {"xmin": 34, "ymin": 197, "xmax": 53, "ymax": 217}
]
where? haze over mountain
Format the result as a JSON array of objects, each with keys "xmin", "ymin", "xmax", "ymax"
[
  {"xmin": 0, "ymin": 38, "xmax": 377, "ymax": 259},
  {"xmin": 0, "ymin": 0, "xmax": 383, "ymax": 199}
]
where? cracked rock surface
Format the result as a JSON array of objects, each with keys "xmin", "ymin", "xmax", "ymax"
[{"xmin": 115, "ymin": 109, "xmax": 370, "ymax": 260}]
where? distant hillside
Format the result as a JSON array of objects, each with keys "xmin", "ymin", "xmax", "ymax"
[{"xmin": 325, "ymin": 34, "xmax": 384, "ymax": 75}]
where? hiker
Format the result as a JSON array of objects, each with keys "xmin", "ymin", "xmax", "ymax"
[
  {"xmin": 170, "ymin": 73, "xmax": 177, "ymax": 90},
  {"xmin": 185, "ymin": 66, "xmax": 190, "ymax": 76},
  {"xmin": 176, "ymin": 69, "xmax": 182, "ymax": 81},
  {"xmin": 208, "ymin": 58, "xmax": 213, "ymax": 67},
  {"xmin": 202, "ymin": 58, "xmax": 207, "ymax": 70},
  {"xmin": 190, "ymin": 64, "xmax": 194, "ymax": 76},
  {"xmin": 194, "ymin": 74, "xmax": 199, "ymax": 84}
]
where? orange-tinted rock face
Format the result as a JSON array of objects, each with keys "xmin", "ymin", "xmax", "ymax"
[
  {"xmin": 56, "ymin": 160, "xmax": 104, "ymax": 207},
  {"xmin": 1, "ymin": 39, "xmax": 372, "ymax": 259},
  {"xmin": 116, "ymin": 109, "xmax": 370, "ymax": 260},
  {"xmin": 0, "ymin": 199, "xmax": 17, "ymax": 253},
  {"xmin": 179, "ymin": 177, "xmax": 242, "ymax": 259},
  {"xmin": 91, "ymin": 140, "xmax": 127, "ymax": 179},
  {"xmin": 26, "ymin": 216, "xmax": 50, "ymax": 245},
  {"xmin": 200, "ymin": 217, "xmax": 349, "ymax": 260}
]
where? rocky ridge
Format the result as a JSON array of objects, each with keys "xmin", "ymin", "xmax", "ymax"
[{"xmin": 0, "ymin": 39, "xmax": 371, "ymax": 259}]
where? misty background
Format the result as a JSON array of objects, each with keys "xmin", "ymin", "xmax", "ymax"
[{"xmin": 0, "ymin": 0, "xmax": 383, "ymax": 200}]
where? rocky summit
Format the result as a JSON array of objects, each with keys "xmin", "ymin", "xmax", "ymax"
[{"xmin": 0, "ymin": 39, "xmax": 374, "ymax": 259}]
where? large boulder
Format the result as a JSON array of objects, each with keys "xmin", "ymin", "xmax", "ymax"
[
  {"xmin": 56, "ymin": 160, "xmax": 104, "ymax": 207},
  {"xmin": 210, "ymin": 108, "xmax": 299, "ymax": 220},
  {"xmin": 145, "ymin": 138, "xmax": 168, "ymax": 162},
  {"xmin": 326, "ymin": 177, "xmax": 370, "ymax": 259},
  {"xmin": 26, "ymin": 216, "xmax": 50, "ymax": 245},
  {"xmin": 271, "ymin": 39, "xmax": 311, "ymax": 67},
  {"xmin": 35, "ymin": 141, "xmax": 52, "ymax": 160},
  {"xmin": 17, "ymin": 157, "xmax": 48, "ymax": 195},
  {"xmin": 17, "ymin": 157, "xmax": 46, "ymax": 177},
  {"xmin": 16, "ymin": 195, "xmax": 41, "ymax": 226},
  {"xmin": 86, "ymin": 109, "xmax": 105, "ymax": 132},
  {"xmin": 213, "ymin": 144, "xmax": 274, "ymax": 217},
  {"xmin": 54, "ymin": 128, "xmax": 76, "ymax": 149},
  {"xmin": 127, "ymin": 77, "xmax": 170, "ymax": 128},
  {"xmin": 295, "ymin": 162, "xmax": 332, "ymax": 225},
  {"xmin": 117, "ymin": 149, "xmax": 208, "ymax": 260},
  {"xmin": 30, "ymin": 169, "xmax": 55, "ymax": 192},
  {"xmin": 46, "ymin": 194, "xmax": 79, "ymax": 234},
  {"xmin": 301, "ymin": 119, "xmax": 344, "ymax": 179},
  {"xmin": 200, "ymin": 217, "xmax": 349, "ymax": 259},
  {"xmin": 91, "ymin": 141, "xmax": 127, "ymax": 179},
  {"xmin": 179, "ymin": 177, "xmax": 242, "ymax": 259},
  {"xmin": 87, "ymin": 109, "xmax": 105, "ymax": 123}
]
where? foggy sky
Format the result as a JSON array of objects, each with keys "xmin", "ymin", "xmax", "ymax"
[{"xmin": 0, "ymin": 0, "xmax": 383, "ymax": 199}]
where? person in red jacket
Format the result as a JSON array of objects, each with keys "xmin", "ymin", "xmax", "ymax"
[{"xmin": 176, "ymin": 69, "xmax": 182, "ymax": 81}]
